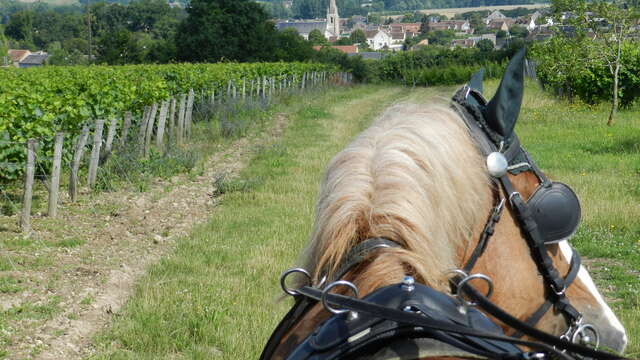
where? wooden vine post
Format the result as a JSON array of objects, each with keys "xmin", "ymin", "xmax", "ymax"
[
  {"xmin": 144, "ymin": 103, "xmax": 158, "ymax": 158},
  {"xmin": 168, "ymin": 98, "xmax": 177, "ymax": 144},
  {"xmin": 156, "ymin": 100, "xmax": 169, "ymax": 149},
  {"xmin": 20, "ymin": 139, "xmax": 36, "ymax": 232},
  {"xmin": 186, "ymin": 89, "xmax": 195, "ymax": 139},
  {"xmin": 121, "ymin": 112, "xmax": 132, "ymax": 147},
  {"xmin": 69, "ymin": 125, "xmax": 90, "ymax": 201},
  {"xmin": 88, "ymin": 119, "xmax": 104, "ymax": 188},
  {"xmin": 48, "ymin": 132, "xmax": 64, "ymax": 217},
  {"xmin": 177, "ymin": 94, "xmax": 187, "ymax": 145},
  {"xmin": 138, "ymin": 106, "xmax": 150, "ymax": 152}
]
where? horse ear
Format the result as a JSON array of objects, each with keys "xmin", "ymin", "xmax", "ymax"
[
  {"xmin": 469, "ymin": 68, "xmax": 484, "ymax": 94},
  {"xmin": 486, "ymin": 49, "xmax": 526, "ymax": 139}
]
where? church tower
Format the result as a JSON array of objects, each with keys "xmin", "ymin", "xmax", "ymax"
[{"xmin": 326, "ymin": 0, "xmax": 340, "ymax": 38}]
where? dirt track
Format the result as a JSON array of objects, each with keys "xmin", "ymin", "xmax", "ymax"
[{"xmin": 0, "ymin": 114, "xmax": 288, "ymax": 359}]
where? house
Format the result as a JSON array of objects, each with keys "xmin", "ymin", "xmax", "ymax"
[
  {"xmin": 488, "ymin": 18, "xmax": 515, "ymax": 31},
  {"xmin": 312, "ymin": 45, "xmax": 359, "ymax": 54},
  {"xmin": 428, "ymin": 20, "xmax": 472, "ymax": 34},
  {"xmin": 8, "ymin": 49, "xmax": 30, "ymax": 66},
  {"xmin": 276, "ymin": 0, "xmax": 340, "ymax": 40},
  {"xmin": 349, "ymin": 52, "xmax": 386, "ymax": 60},
  {"xmin": 277, "ymin": 21, "xmax": 328, "ymax": 40},
  {"xmin": 7, "ymin": 49, "xmax": 48, "ymax": 68},
  {"xmin": 451, "ymin": 34, "xmax": 496, "ymax": 48},
  {"xmin": 19, "ymin": 53, "xmax": 49, "ymax": 68},
  {"xmin": 469, "ymin": 33, "xmax": 497, "ymax": 46},
  {"xmin": 391, "ymin": 31, "xmax": 406, "ymax": 44},
  {"xmin": 484, "ymin": 10, "xmax": 506, "ymax": 25},
  {"xmin": 451, "ymin": 39, "xmax": 475, "ymax": 48},
  {"xmin": 410, "ymin": 39, "xmax": 429, "ymax": 51},
  {"xmin": 366, "ymin": 29, "xmax": 392, "ymax": 50}
]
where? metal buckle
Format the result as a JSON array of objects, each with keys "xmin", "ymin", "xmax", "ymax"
[
  {"xmin": 321, "ymin": 280, "xmax": 359, "ymax": 315},
  {"xmin": 571, "ymin": 323, "xmax": 600, "ymax": 348},
  {"xmin": 453, "ymin": 273, "xmax": 494, "ymax": 307},
  {"xmin": 553, "ymin": 284, "xmax": 567, "ymax": 297},
  {"xmin": 280, "ymin": 268, "xmax": 311, "ymax": 296}
]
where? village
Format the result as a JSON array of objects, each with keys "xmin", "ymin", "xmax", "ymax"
[{"xmin": 276, "ymin": 0, "xmax": 553, "ymax": 57}]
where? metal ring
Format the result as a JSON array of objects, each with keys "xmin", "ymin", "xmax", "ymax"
[
  {"xmin": 447, "ymin": 269, "xmax": 468, "ymax": 279},
  {"xmin": 280, "ymin": 268, "xmax": 311, "ymax": 296},
  {"xmin": 456, "ymin": 273, "xmax": 494, "ymax": 307},
  {"xmin": 508, "ymin": 191, "xmax": 521, "ymax": 205},
  {"xmin": 321, "ymin": 280, "xmax": 359, "ymax": 314},
  {"xmin": 571, "ymin": 323, "xmax": 600, "ymax": 348}
]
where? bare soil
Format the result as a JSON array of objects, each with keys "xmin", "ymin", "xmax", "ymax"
[{"xmin": 0, "ymin": 114, "xmax": 288, "ymax": 359}]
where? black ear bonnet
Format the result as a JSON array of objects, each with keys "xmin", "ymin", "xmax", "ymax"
[{"xmin": 451, "ymin": 49, "xmax": 581, "ymax": 244}]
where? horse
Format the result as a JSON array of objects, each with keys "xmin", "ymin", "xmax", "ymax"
[{"xmin": 261, "ymin": 51, "xmax": 628, "ymax": 360}]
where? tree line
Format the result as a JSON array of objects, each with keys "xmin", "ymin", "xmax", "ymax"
[{"xmin": 261, "ymin": 0, "xmax": 547, "ymax": 19}]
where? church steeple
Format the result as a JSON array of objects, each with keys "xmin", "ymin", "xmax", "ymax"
[{"xmin": 326, "ymin": 0, "xmax": 340, "ymax": 38}]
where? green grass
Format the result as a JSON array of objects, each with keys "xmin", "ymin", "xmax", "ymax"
[
  {"xmin": 486, "ymin": 79, "xmax": 640, "ymax": 356},
  {"xmin": 89, "ymin": 85, "xmax": 411, "ymax": 359},
  {"xmin": 89, "ymin": 82, "xmax": 638, "ymax": 359}
]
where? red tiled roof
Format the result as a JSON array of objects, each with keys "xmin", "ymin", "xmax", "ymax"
[{"xmin": 8, "ymin": 49, "xmax": 30, "ymax": 63}]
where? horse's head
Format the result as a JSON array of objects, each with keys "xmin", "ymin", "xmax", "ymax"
[
  {"xmin": 456, "ymin": 50, "xmax": 628, "ymax": 353},
  {"xmin": 266, "ymin": 50, "xmax": 627, "ymax": 359}
]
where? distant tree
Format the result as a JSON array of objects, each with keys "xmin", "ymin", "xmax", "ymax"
[
  {"xmin": 496, "ymin": 29, "xmax": 508, "ymax": 38},
  {"xmin": 552, "ymin": 0, "xmax": 640, "ymax": 125},
  {"xmin": 96, "ymin": 29, "xmax": 144, "ymax": 64},
  {"xmin": 175, "ymin": 0, "xmax": 278, "ymax": 62},
  {"xmin": 419, "ymin": 15, "xmax": 429, "ymax": 34},
  {"xmin": 349, "ymin": 29, "xmax": 366, "ymax": 44},
  {"xmin": 335, "ymin": 37, "xmax": 354, "ymax": 45},
  {"xmin": 273, "ymin": 27, "xmax": 314, "ymax": 61},
  {"xmin": 368, "ymin": 14, "xmax": 382, "ymax": 25},
  {"xmin": 308, "ymin": 29, "xmax": 327, "ymax": 45},
  {"xmin": 476, "ymin": 38, "xmax": 494, "ymax": 51},
  {"xmin": 5, "ymin": 10, "xmax": 34, "ymax": 44},
  {"xmin": 426, "ymin": 29, "xmax": 455, "ymax": 46},
  {"xmin": 0, "ymin": 26, "xmax": 8, "ymax": 64},
  {"xmin": 292, "ymin": 0, "xmax": 324, "ymax": 19},
  {"xmin": 509, "ymin": 24, "xmax": 528, "ymax": 38}
]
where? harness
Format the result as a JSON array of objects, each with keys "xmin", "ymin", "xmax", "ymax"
[{"xmin": 260, "ymin": 85, "xmax": 626, "ymax": 360}]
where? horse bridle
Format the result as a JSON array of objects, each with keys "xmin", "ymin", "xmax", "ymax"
[
  {"xmin": 260, "ymin": 86, "xmax": 627, "ymax": 360},
  {"xmin": 450, "ymin": 85, "xmax": 589, "ymax": 344}
]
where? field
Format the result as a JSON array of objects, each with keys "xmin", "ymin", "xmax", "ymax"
[
  {"xmin": 1, "ymin": 81, "xmax": 638, "ymax": 359},
  {"xmin": 377, "ymin": 3, "xmax": 549, "ymax": 19}
]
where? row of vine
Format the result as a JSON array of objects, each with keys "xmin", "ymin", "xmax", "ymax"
[{"xmin": 0, "ymin": 62, "xmax": 337, "ymax": 180}]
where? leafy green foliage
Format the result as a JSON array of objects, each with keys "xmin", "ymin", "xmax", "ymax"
[
  {"xmin": 0, "ymin": 62, "xmax": 336, "ymax": 181},
  {"xmin": 175, "ymin": 0, "xmax": 278, "ymax": 62},
  {"xmin": 371, "ymin": 45, "xmax": 513, "ymax": 85}
]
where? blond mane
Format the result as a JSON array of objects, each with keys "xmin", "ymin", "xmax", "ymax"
[{"xmin": 302, "ymin": 102, "xmax": 494, "ymax": 291}]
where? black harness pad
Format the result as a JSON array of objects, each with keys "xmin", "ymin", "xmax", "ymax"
[{"xmin": 287, "ymin": 282, "xmax": 523, "ymax": 359}]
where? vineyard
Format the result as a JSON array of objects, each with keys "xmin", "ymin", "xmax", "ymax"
[
  {"xmin": 0, "ymin": 62, "xmax": 337, "ymax": 181},
  {"xmin": 0, "ymin": 62, "xmax": 343, "ymax": 235}
]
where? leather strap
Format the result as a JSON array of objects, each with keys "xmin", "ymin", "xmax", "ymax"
[
  {"xmin": 330, "ymin": 238, "xmax": 402, "ymax": 283},
  {"xmin": 297, "ymin": 285, "xmax": 626, "ymax": 360}
]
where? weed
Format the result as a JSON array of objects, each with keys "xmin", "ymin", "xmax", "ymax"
[
  {"xmin": 80, "ymin": 296, "xmax": 94, "ymax": 306},
  {"xmin": 0, "ymin": 276, "xmax": 22, "ymax": 294},
  {"xmin": 212, "ymin": 173, "xmax": 262, "ymax": 197},
  {"xmin": 53, "ymin": 237, "xmax": 86, "ymax": 248}
]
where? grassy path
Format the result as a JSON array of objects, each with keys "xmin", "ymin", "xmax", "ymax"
[
  {"xmin": 90, "ymin": 85, "xmax": 412, "ymax": 359},
  {"xmin": 89, "ymin": 82, "xmax": 638, "ymax": 359}
]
